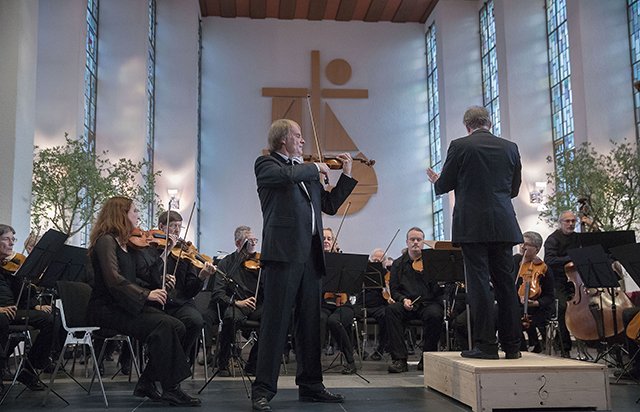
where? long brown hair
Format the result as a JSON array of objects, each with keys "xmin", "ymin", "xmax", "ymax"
[{"xmin": 89, "ymin": 196, "xmax": 135, "ymax": 250}]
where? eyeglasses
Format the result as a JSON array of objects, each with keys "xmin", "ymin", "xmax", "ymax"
[
  {"xmin": 0, "ymin": 237, "xmax": 17, "ymax": 243},
  {"xmin": 247, "ymin": 238, "xmax": 259, "ymax": 243},
  {"xmin": 561, "ymin": 219, "xmax": 577, "ymax": 224}
]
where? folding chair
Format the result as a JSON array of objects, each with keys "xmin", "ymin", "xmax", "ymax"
[{"xmin": 43, "ymin": 281, "xmax": 107, "ymax": 407}]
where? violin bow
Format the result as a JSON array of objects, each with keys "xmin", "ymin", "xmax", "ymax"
[
  {"xmin": 382, "ymin": 229, "xmax": 401, "ymax": 259},
  {"xmin": 331, "ymin": 202, "xmax": 351, "ymax": 252},
  {"xmin": 305, "ymin": 94, "xmax": 329, "ymax": 185},
  {"xmin": 161, "ymin": 201, "xmax": 172, "ymax": 309}
]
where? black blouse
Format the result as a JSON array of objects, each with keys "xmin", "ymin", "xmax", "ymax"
[{"xmin": 90, "ymin": 234, "xmax": 149, "ymax": 314}]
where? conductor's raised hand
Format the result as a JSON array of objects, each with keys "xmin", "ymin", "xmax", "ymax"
[
  {"xmin": 148, "ymin": 289, "xmax": 167, "ymax": 305},
  {"xmin": 426, "ymin": 167, "xmax": 439, "ymax": 184}
]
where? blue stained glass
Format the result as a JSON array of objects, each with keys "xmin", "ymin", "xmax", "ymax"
[
  {"xmin": 426, "ymin": 24, "xmax": 443, "ymax": 240},
  {"xmin": 480, "ymin": 0, "xmax": 501, "ymax": 136},
  {"xmin": 628, "ymin": 0, "xmax": 640, "ymax": 142}
]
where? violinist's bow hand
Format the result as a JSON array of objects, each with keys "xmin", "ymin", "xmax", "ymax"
[
  {"xmin": 426, "ymin": 167, "xmax": 439, "ymax": 183},
  {"xmin": 165, "ymin": 274, "xmax": 176, "ymax": 290}
]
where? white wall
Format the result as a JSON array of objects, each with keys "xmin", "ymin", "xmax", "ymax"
[
  {"xmin": 200, "ymin": 18, "xmax": 429, "ymax": 257},
  {"xmin": 0, "ymin": 0, "xmax": 39, "ymax": 237}
]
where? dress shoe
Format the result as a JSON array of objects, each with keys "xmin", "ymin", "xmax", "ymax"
[
  {"xmin": 252, "ymin": 396, "xmax": 272, "ymax": 411},
  {"xmin": 16, "ymin": 369, "xmax": 45, "ymax": 391},
  {"xmin": 299, "ymin": 388, "xmax": 345, "ymax": 403},
  {"xmin": 370, "ymin": 350, "xmax": 383, "ymax": 361},
  {"xmin": 461, "ymin": 348, "xmax": 499, "ymax": 360},
  {"xmin": 505, "ymin": 351, "xmax": 522, "ymax": 360},
  {"xmin": 133, "ymin": 378, "xmax": 162, "ymax": 400},
  {"xmin": 161, "ymin": 385, "xmax": 201, "ymax": 406},
  {"xmin": 387, "ymin": 359, "xmax": 408, "ymax": 373},
  {"xmin": 532, "ymin": 343, "xmax": 543, "ymax": 353},
  {"xmin": 341, "ymin": 362, "xmax": 356, "ymax": 375}
]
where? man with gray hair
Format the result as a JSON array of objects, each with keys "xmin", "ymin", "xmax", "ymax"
[
  {"xmin": 543, "ymin": 210, "xmax": 580, "ymax": 357},
  {"xmin": 427, "ymin": 105, "xmax": 523, "ymax": 360}
]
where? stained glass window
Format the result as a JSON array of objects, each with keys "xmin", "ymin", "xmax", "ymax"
[
  {"xmin": 480, "ymin": 1, "xmax": 501, "ymax": 136},
  {"xmin": 426, "ymin": 24, "xmax": 444, "ymax": 241},
  {"xmin": 83, "ymin": 0, "xmax": 99, "ymax": 153},
  {"xmin": 546, "ymin": 0, "xmax": 575, "ymax": 174},
  {"xmin": 628, "ymin": 0, "xmax": 640, "ymax": 141},
  {"xmin": 143, "ymin": 0, "xmax": 157, "ymax": 228}
]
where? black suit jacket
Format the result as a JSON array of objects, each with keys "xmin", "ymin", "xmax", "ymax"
[
  {"xmin": 255, "ymin": 152, "xmax": 357, "ymax": 268},
  {"xmin": 434, "ymin": 129, "xmax": 523, "ymax": 244}
]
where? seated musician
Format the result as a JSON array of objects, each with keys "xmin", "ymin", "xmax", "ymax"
[
  {"xmin": 354, "ymin": 248, "xmax": 394, "ymax": 361},
  {"xmin": 544, "ymin": 211, "xmax": 580, "ymax": 357},
  {"xmin": 514, "ymin": 231, "xmax": 555, "ymax": 353},
  {"xmin": 621, "ymin": 294, "xmax": 640, "ymax": 379},
  {"xmin": 134, "ymin": 211, "xmax": 213, "ymax": 365},
  {"xmin": 320, "ymin": 228, "xmax": 357, "ymax": 374},
  {"xmin": 386, "ymin": 227, "xmax": 444, "ymax": 373},
  {"xmin": 0, "ymin": 224, "xmax": 56, "ymax": 392},
  {"xmin": 88, "ymin": 197, "xmax": 200, "ymax": 406},
  {"xmin": 211, "ymin": 225, "xmax": 263, "ymax": 376}
]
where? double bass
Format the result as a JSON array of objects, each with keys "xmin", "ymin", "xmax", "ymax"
[{"xmin": 564, "ymin": 262, "xmax": 634, "ymax": 341}]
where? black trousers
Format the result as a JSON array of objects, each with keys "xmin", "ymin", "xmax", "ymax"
[
  {"xmin": 218, "ymin": 304, "xmax": 262, "ymax": 368},
  {"xmin": 0, "ymin": 310, "xmax": 57, "ymax": 370},
  {"xmin": 461, "ymin": 242, "xmax": 520, "ymax": 354},
  {"xmin": 252, "ymin": 236, "xmax": 325, "ymax": 401},
  {"xmin": 553, "ymin": 277, "xmax": 573, "ymax": 353},
  {"xmin": 385, "ymin": 301, "xmax": 443, "ymax": 360},
  {"xmin": 366, "ymin": 304, "xmax": 388, "ymax": 352},
  {"xmin": 320, "ymin": 305, "xmax": 355, "ymax": 363},
  {"xmin": 165, "ymin": 301, "xmax": 204, "ymax": 364},
  {"xmin": 91, "ymin": 304, "xmax": 191, "ymax": 388}
]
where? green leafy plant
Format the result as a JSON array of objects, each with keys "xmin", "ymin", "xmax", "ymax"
[
  {"xmin": 31, "ymin": 134, "xmax": 162, "ymax": 238},
  {"xmin": 540, "ymin": 139, "xmax": 640, "ymax": 232}
]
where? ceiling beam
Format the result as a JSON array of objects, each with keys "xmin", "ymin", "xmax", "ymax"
[{"xmin": 336, "ymin": 0, "xmax": 357, "ymax": 21}]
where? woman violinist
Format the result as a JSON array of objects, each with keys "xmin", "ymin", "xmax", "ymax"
[
  {"xmin": 88, "ymin": 197, "xmax": 200, "ymax": 406},
  {"xmin": 513, "ymin": 231, "xmax": 555, "ymax": 353}
]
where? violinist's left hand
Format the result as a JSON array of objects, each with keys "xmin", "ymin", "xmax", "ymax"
[
  {"xmin": 426, "ymin": 167, "xmax": 439, "ymax": 183},
  {"xmin": 35, "ymin": 304, "xmax": 52, "ymax": 313},
  {"xmin": 165, "ymin": 274, "xmax": 176, "ymax": 290},
  {"xmin": 167, "ymin": 234, "xmax": 178, "ymax": 250},
  {"xmin": 199, "ymin": 262, "xmax": 216, "ymax": 279},
  {"xmin": 336, "ymin": 153, "xmax": 353, "ymax": 177}
]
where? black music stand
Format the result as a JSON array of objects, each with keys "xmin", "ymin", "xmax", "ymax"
[
  {"xmin": 610, "ymin": 243, "xmax": 640, "ymax": 289},
  {"xmin": 578, "ymin": 231, "xmax": 636, "ymax": 253},
  {"xmin": 567, "ymin": 245, "xmax": 625, "ymax": 368},
  {"xmin": 1, "ymin": 229, "xmax": 68, "ymax": 406},
  {"xmin": 37, "ymin": 245, "xmax": 89, "ymax": 288},
  {"xmin": 322, "ymin": 253, "xmax": 370, "ymax": 383},
  {"xmin": 422, "ymin": 248, "xmax": 465, "ymax": 350},
  {"xmin": 363, "ymin": 261, "xmax": 384, "ymax": 289}
]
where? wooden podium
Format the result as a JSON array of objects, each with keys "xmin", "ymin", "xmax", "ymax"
[{"xmin": 424, "ymin": 352, "xmax": 610, "ymax": 411}]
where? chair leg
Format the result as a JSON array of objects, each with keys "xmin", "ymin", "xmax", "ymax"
[
  {"xmin": 125, "ymin": 337, "xmax": 141, "ymax": 378},
  {"xmin": 87, "ymin": 339, "xmax": 108, "ymax": 408}
]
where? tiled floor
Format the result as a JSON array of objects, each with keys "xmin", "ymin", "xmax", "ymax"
[{"xmin": 1, "ymin": 355, "xmax": 638, "ymax": 411}]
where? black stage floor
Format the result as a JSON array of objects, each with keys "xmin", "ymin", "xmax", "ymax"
[{"xmin": 1, "ymin": 356, "xmax": 638, "ymax": 411}]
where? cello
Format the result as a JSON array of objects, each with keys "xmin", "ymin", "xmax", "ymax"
[{"xmin": 564, "ymin": 261, "xmax": 634, "ymax": 341}]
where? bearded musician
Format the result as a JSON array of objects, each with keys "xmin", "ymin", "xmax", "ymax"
[
  {"xmin": 513, "ymin": 231, "xmax": 555, "ymax": 353},
  {"xmin": 211, "ymin": 225, "xmax": 263, "ymax": 376}
]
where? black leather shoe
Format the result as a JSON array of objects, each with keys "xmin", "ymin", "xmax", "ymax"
[
  {"xmin": 505, "ymin": 351, "xmax": 522, "ymax": 359},
  {"xmin": 133, "ymin": 378, "xmax": 162, "ymax": 400},
  {"xmin": 370, "ymin": 350, "xmax": 383, "ymax": 361},
  {"xmin": 341, "ymin": 362, "xmax": 356, "ymax": 375},
  {"xmin": 461, "ymin": 348, "xmax": 499, "ymax": 360},
  {"xmin": 299, "ymin": 388, "xmax": 345, "ymax": 403},
  {"xmin": 16, "ymin": 369, "xmax": 45, "ymax": 391},
  {"xmin": 387, "ymin": 359, "xmax": 408, "ymax": 373},
  {"xmin": 252, "ymin": 397, "xmax": 272, "ymax": 411},
  {"xmin": 161, "ymin": 385, "xmax": 201, "ymax": 407}
]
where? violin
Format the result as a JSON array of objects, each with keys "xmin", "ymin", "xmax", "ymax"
[
  {"xmin": 412, "ymin": 257, "xmax": 423, "ymax": 272},
  {"xmin": 243, "ymin": 252, "xmax": 261, "ymax": 272},
  {"xmin": 171, "ymin": 242, "xmax": 214, "ymax": 270},
  {"xmin": 382, "ymin": 270, "xmax": 391, "ymax": 301},
  {"xmin": 301, "ymin": 154, "xmax": 375, "ymax": 169},
  {"xmin": 517, "ymin": 260, "xmax": 546, "ymax": 302},
  {"xmin": 1, "ymin": 252, "xmax": 26, "ymax": 273},
  {"xmin": 324, "ymin": 292, "xmax": 349, "ymax": 307}
]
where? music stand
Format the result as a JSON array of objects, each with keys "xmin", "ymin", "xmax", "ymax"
[
  {"xmin": 578, "ymin": 231, "xmax": 636, "ymax": 254},
  {"xmin": 610, "ymin": 243, "xmax": 640, "ymax": 289},
  {"xmin": 421, "ymin": 249, "xmax": 465, "ymax": 350},
  {"xmin": 362, "ymin": 261, "xmax": 384, "ymax": 289},
  {"xmin": 1, "ymin": 229, "xmax": 68, "ymax": 406},
  {"xmin": 567, "ymin": 245, "xmax": 625, "ymax": 368},
  {"xmin": 322, "ymin": 253, "xmax": 370, "ymax": 383},
  {"xmin": 37, "ymin": 245, "xmax": 89, "ymax": 288}
]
